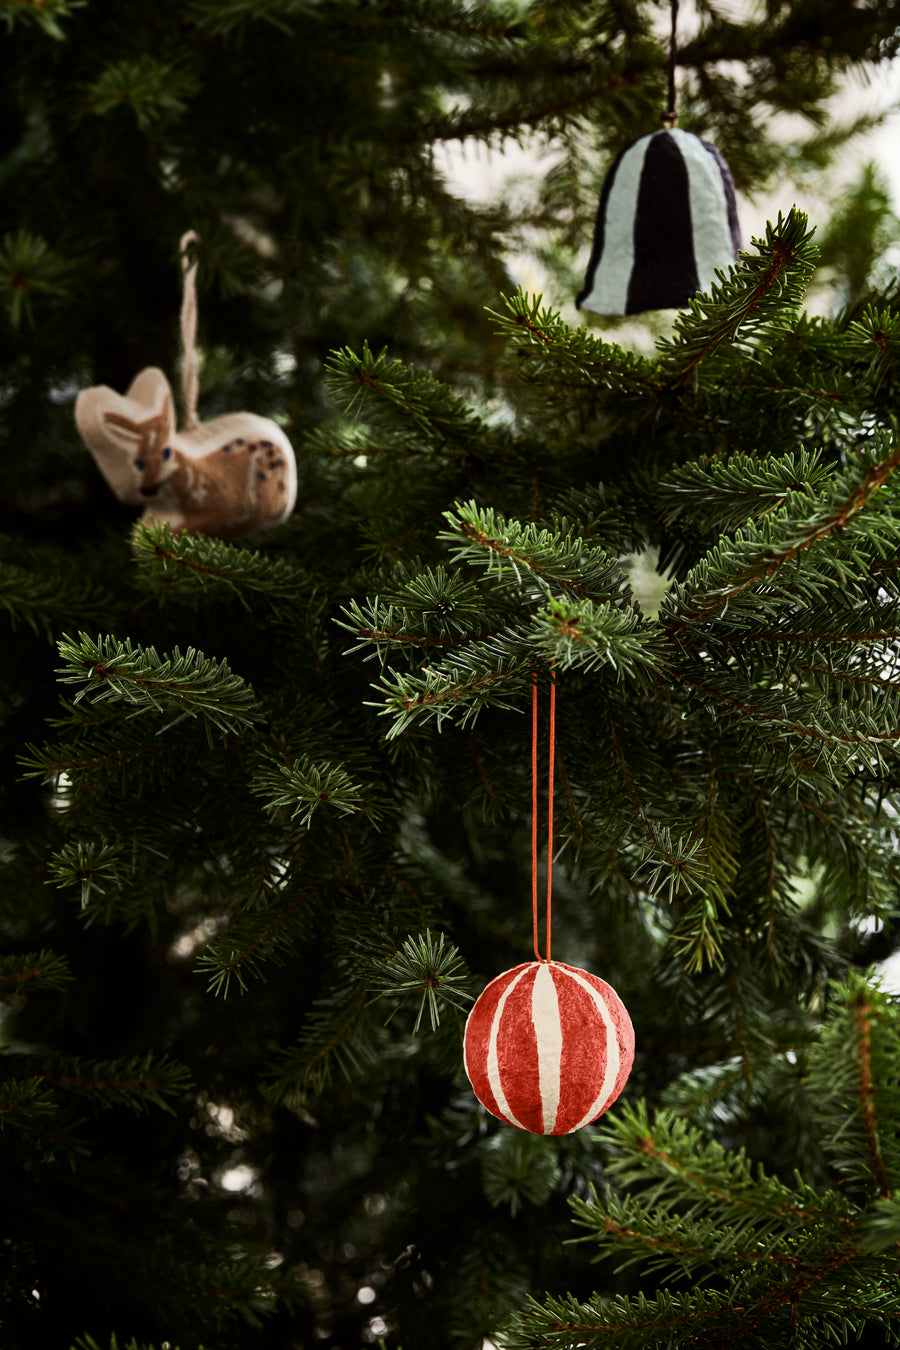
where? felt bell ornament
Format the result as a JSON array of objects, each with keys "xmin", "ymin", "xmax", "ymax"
[
  {"xmin": 463, "ymin": 673, "xmax": 635, "ymax": 1135},
  {"xmin": 75, "ymin": 232, "xmax": 297, "ymax": 538},
  {"xmin": 576, "ymin": 0, "xmax": 739, "ymax": 317}
]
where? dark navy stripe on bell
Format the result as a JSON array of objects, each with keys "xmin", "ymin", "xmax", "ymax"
[
  {"xmin": 575, "ymin": 143, "xmax": 629, "ymax": 311},
  {"xmin": 626, "ymin": 132, "xmax": 698, "ymax": 315},
  {"xmin": 701, "ymin": 138, "xmax": 740, "ymax": 254}
]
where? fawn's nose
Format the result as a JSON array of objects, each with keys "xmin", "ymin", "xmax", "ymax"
[{"xmin": 140, "ymin": 485, "xmax": 160, "ymax": 497}]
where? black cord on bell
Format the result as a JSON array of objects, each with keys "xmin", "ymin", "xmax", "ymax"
[{"xmin": 662, "ymin": 0, "xmax": 679, "ymax": 127}]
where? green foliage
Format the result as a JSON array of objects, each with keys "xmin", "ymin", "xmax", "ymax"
[
  {"xmin": 55, "ymin": 632, "xmax": 260, "ymax": 738},
  {"xmin": 0, "ymin": 0, "xmax": 81, "ymax": 40},
  {"xmin": 0, "ymin": 949, "xmax": 71, "ymax": 993},
  {"xmin": 3, "ymin": 2, "xmax": 900, "ymax": 1348},
  {"xmin": 47, "ymin": 837, "xmax": 133, "ymax": 912},
  {"xmin": 367, "ymin": 928, "xmax": 474, "ymax": 1032},
  {"xmin": 71, "ymin": 1337, "xmax": 192, "ymax": 1350},
  {"xmin": 132, "ymin": 522, "xmax": 309, "ymax": 616},
  {"xmin": 0, "ymin": 537, "xmax": 118, "ymax": 637},
  {"xmin": 504, "ymin": 977, "xmax": 900, "ymax": 1348},
  {"xmin": 0, "ymin": 229, "xmax": 69, "ymax": 327},
  {"xmin": 480, "ymin": 1131, "xmax": 562, "ymax": 1216},
  {"xmin": 3, "ymin": 1051, "xmax": 192, "ymax": 1116},
  {"xmin": 84, "ymin": 53, "xmax": 200, "ymax": 131}
]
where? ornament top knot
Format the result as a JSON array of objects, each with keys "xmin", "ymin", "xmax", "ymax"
[
  {"xmin": 576, "ymin": 127, "xmax": 740, "ymax": 317},
  {"xmin": 464, "ymin": 960, "xmax": 634, "ymax": 1135},
  {"xmin": 74, "ymin": 232, "xmax": 297, "ymax": 539}
]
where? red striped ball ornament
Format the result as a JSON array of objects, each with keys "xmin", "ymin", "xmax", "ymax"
[{"xmin": 464, "ymin": 961, "xmax": 634, "ymax": 1135}]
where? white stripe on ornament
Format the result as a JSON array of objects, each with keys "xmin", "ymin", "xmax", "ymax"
[
  {"xmin": 581, "ymin": 138, "xmax": 647, "ymax": 315},
  {"xmin": 487, "ymin": 966, "xmax": 531, "ymax": 1130},
  {"xmin": 531, "ymin": 962, "xmax": 563, "ymax": 1134},
  {"xmin": 562, "ymin": 967, "xmax": 621, "ymax": 1133},
  {"xmin": 670, "ymin": 127, "xmax": 734, "ymax": 296}
]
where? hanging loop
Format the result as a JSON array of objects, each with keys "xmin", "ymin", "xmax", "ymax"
[
  {"xmin": 661, "ymin": 0, "xmax": 679, "ymax": 127},
  {"xmin": 531, "ymin": 665, "xmax": 557, "ymax": 964},
  {"xmin": 179, "ymin": 230, "xmax": 200, "ymax": 432}
]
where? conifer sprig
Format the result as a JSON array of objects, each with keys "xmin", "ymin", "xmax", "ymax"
[
  {"xmin": 367, "ymin": 929, "xmax": 473, "ymax": 1033},
  {"xmin": 2, "ymin": 1052, "xmax": 192, "ymax": 1115},
  {"xmin": 0, "ymin": 950, "xmax": 71, "ymax": 992},
  {"xmin": 504, "ymin": 978, "xmax": 900, "ymax": 1349},
  {"xmin": 662, "ymin": 435, "xmax": 900, "ymax": 631},
  {"xmin": 197, "ymin": 882, "xmax": 328, "ymax": 996},
  {"xmin": 48, "ymin": 838, "xmax": 132, "ymax": 912},
  {"xmin": 440, "ymin": 501, "xmax": 630, "ymax": 604},
  {"xmin": 0, "ymin": 1077, "xmax": 57, "ymax": 1131},
  {"xmin": 264, "ymin": 973, "xmax": 384, "ymax": 1101},
  {"xmin": 131, "ymin": 521, "xmax": 308, "ymax": 614},
  {"xmin": 528, "ymin": 597, "xmax": 664, "ymax": 679},
  {"xmin": 657, "ymin": 448, "xmax": 831, "ymax": 532},
  {"xmin": 326, "ymin": 341, "xmax": 500, "ymax": 451},
  {"xmin": 488, "ymin": 289, "xmax": 658, "ymax": 400},
  {"xmin": 20, "ymin": 715, "xmax": 201, "ymax": 793},
  {"xmin": 809, "ymin": 974, "xmax": 900, "ymax": 1200},
  {"xmin": 657, "ymin": 209, "xmax": 820, "ymax": 388},
  {"xmin": 55, "ymin": 633, "xmax": 260, "ymax": 739},
  {"xmin": 0, "ymin": 543, "xmax": 118, "ymax": 637},
  {"xmin": 251, "ymin": 748, "xmax": 383, "ymax": 828},
  {"xmin": 375, "ymin": 649, "xmax": 533, "ymax": 737}
]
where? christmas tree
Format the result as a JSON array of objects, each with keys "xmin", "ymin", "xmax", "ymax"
[{"xmin": 3, "ymin": 2, "xmax": 900, "ymax": 1347}]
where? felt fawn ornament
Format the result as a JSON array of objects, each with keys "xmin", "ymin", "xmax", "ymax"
[
  {"xmin": 463, "ymin": 672, "xmax": 635, "ymax": 1135},
  {"xmin": 75, "ymin": 232, "xmax": 297, "ymax": 538},
  {"xmin": 576, "ymin": 0, "xmax": 739, "ymax": 317}
]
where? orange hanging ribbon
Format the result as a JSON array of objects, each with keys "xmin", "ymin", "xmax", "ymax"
[{"xmin": 532, "ymin": 667, "xmax": 556, "ymax": 963}]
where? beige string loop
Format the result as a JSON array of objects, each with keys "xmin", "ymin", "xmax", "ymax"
[{"xmin": 179, "ymin": 230, "xmax": 200, "ymax": 432}]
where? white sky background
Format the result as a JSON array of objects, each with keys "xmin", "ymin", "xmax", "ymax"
[{"xmin": 435, "ymin": 10, "xmax": 900, "ymax": 993}]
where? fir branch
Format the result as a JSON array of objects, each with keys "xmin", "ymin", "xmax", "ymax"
[
  {"xmin": 197, "ymin": 883, "xmax": 328, "ymax": 996},
  {"xmin": 662, "ymin": 437, "xmax": 900, "ymax": 633},
  {"xmin": 131, "ymin": 521, "xmax": 308, "ymax": 614},
  {"xmin": 264, "ymin": 977, "xmax": 383, "ymax": 1102},
  {"xmin": 594, "ymin": 1099, "xmax": 848, "ymax": 1227},
  {"xmin": 0, "ymin": 1053, "xmax": 191, "ymax": 1115},
  {"xmin": 657, "ymin": 448, "xmax": 831, "ymax": 533},
  {"xmin": 0, "ymin": 1077, "xmax": 57, "ymax": 1130},
  {"xmin": 852, "ymin": 991, "xmax": 892, "ymax": 1198},
  {"xmin": 600, "ymin": 690, "xmax": 726, "ymax": 969},
  {"xmin": 0, "ymin": 950, "xmax": 71, "ymax": 992},
  {"xmin": 0, "ymin": 0, "xmax": 83, "ymax": 41},
  {"xmin": 527, "ymin": 595, "xmax": 664, "ymax": 680},
  {"xmin": 674, "ymin": 670, "xmax": 900, "ymax": 776},
  {"xmin": 338, "ymin": 564, "xmax": 505, "ymax": 666},
  {"xmin": 808, "ymin": 975, "xmax": 900, "ymax": 1201},
  {"xmin": 373, "ymin": 649, "xmax": 533, "ymax": 737},
  {"xmin": 366, "ymin": 929, "xmax": 473, "ymax": 1033},
  {"xmin": 432, "ymin": 66, "xmax": 644, "ymax": 141},
  {"xmin": 657, "ymin": 209, "xmax": 819, "ymax": 389},
  {"xmin": 325, "ymin": 340, "xmax": 498, "ymax": 452},
  {"xmin": 489, "ymin": 288, "xmax": 658, "ymax": 401},
  {"xmin": 0, "ymin": 547, "xmax": 116, "ymax": 638},
  {"xmin": 55, "ymin": 633, "xmax": 260, "ymax": 740},
  {"xmin": 480, "ymin": 1131, "xmax": 561, "ymax": 1217},
  {"xmin": 250, "ymin": 747, "xmax": 383, "ymax": 828},
  {"xmin": 48, "ymin": 838, "xmax": 133, "ymax": 911},
  {"xmin": 440, "ymin": 501, "xmax": 629, "ymax": 604},
  {"xmin": 502, "ymin": 1287, "xmax": 745, "ymax": 1348}
]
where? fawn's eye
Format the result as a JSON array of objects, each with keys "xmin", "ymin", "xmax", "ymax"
[
  {"xmin": 162, "ymin": 446, "xmax": 172, "ymax": 461},
  {"xmin": 135, "ymin": 458, "xmax": 146, "ymax": 471}
]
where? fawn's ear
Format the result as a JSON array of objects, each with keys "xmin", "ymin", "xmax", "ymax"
[
  {"xmin": 123, "ymin": 368, "xmax": 175, "ymax": 432},
  {"xmin": 75, "ymin": 366, "xmax": 175, "ymax": 507}
]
